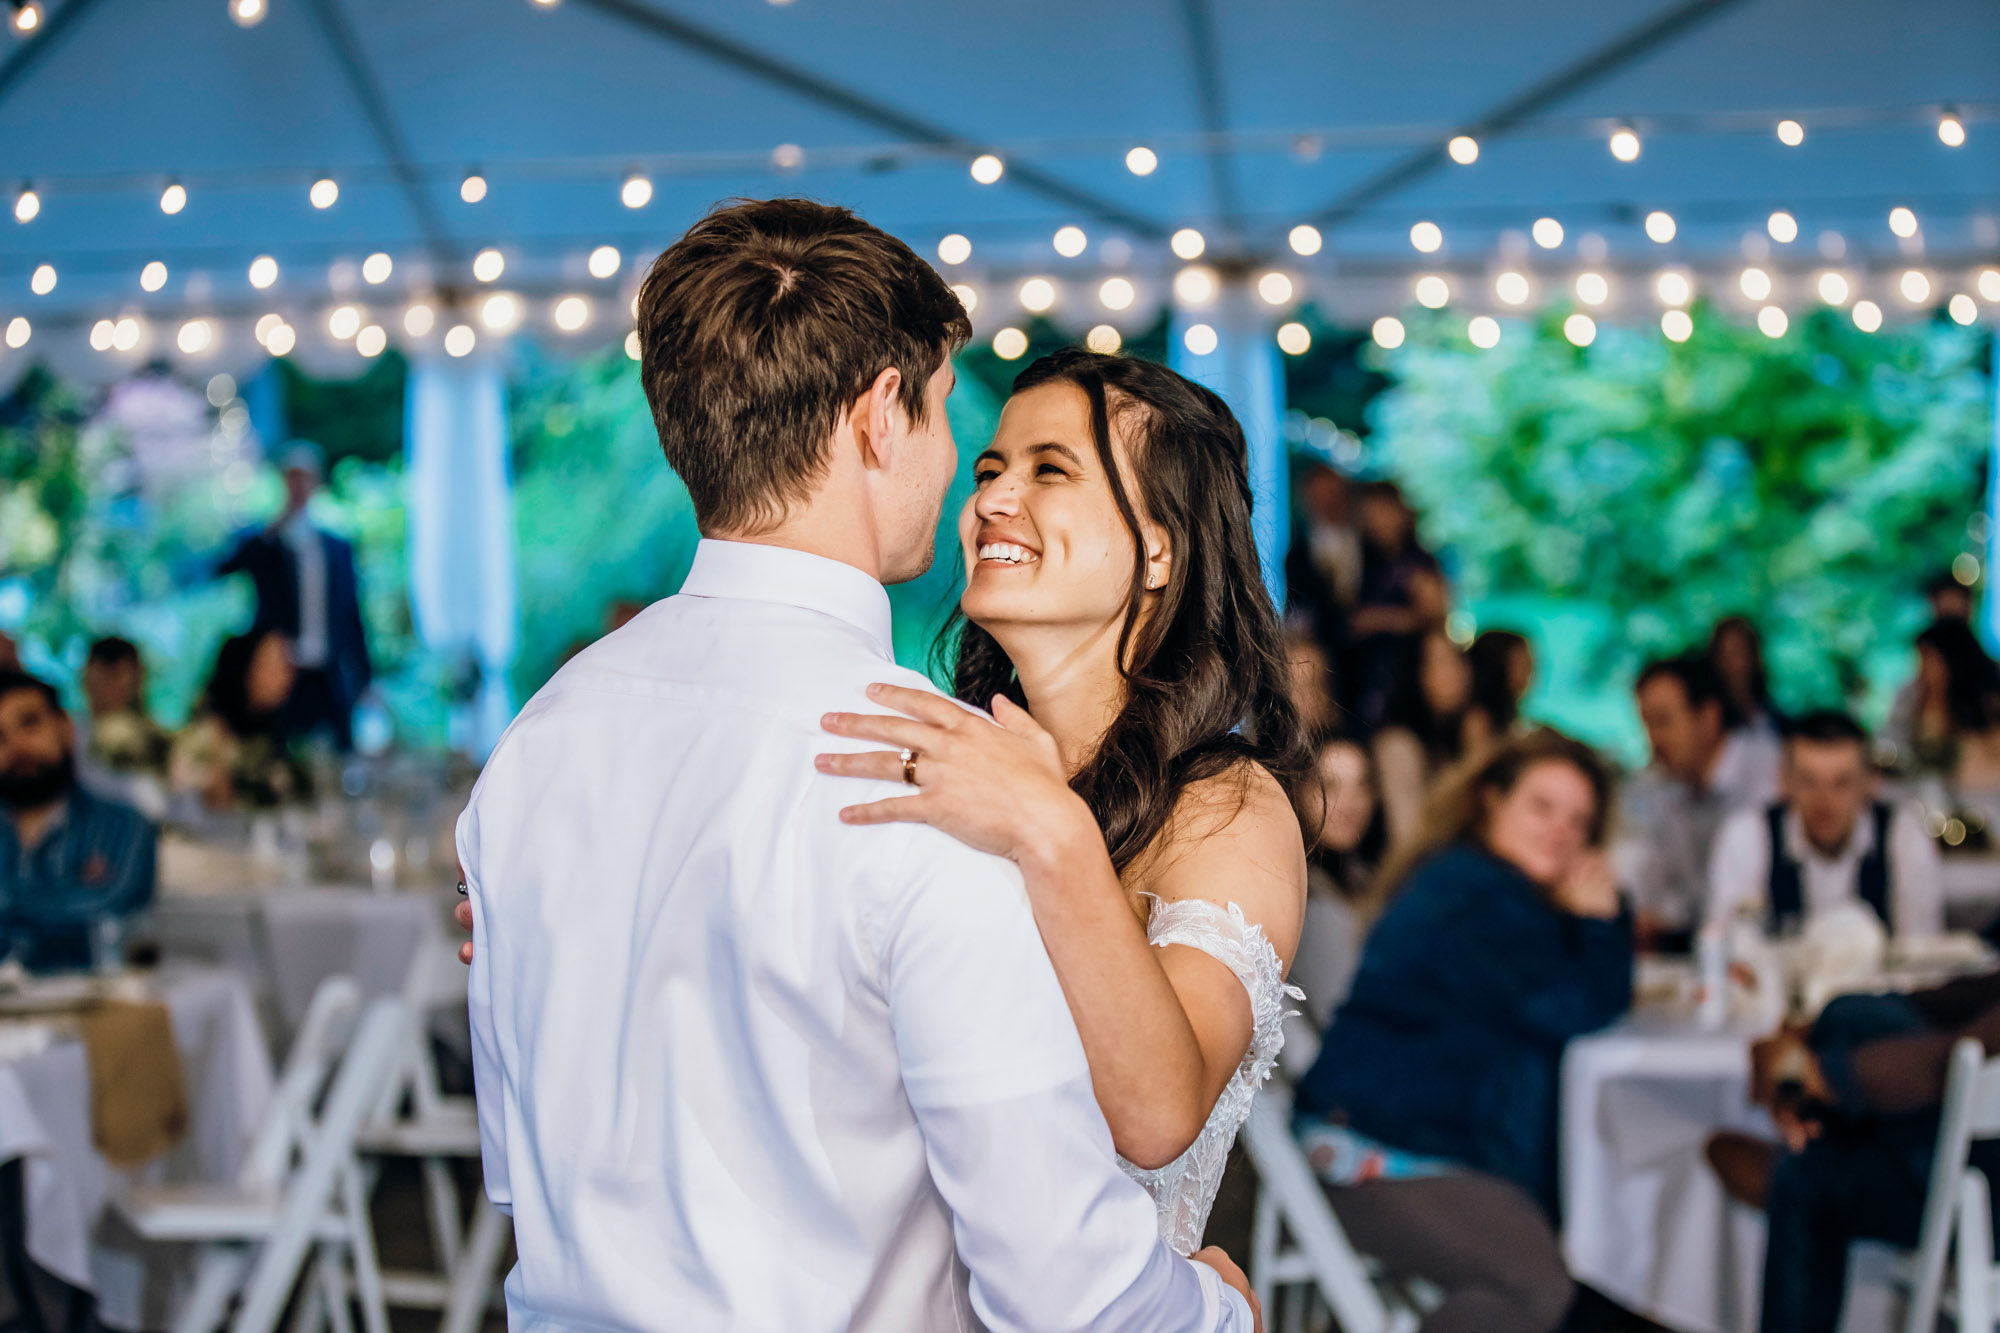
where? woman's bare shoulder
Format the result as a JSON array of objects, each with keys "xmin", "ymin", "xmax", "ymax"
[{"xmin": 1132, "ymin": 761, "xmax": 1308, "ymax": 961}]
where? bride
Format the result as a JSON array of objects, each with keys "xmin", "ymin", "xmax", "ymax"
[{"xmin": 817, "ymin": 346, "xmax": 1310, "ymax": 1253}]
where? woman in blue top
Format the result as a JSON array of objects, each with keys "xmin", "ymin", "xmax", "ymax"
[{"xmin": 1294, "ymin": 727, "xmax": 1634, "ymax": 1333}]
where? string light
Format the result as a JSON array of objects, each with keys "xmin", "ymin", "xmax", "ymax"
[
  {"xmin": 992, "ymin": 327, "xmax": 1027, "ymax": 359},
  {"xmin": 620, "ymin": 174, "xmax": 652, "ymax": 209},
  {"xmin": 1173, "ymin": 266, "xmax": 1216, "ymax": 306},
  {"xmin": 11, "ymin": 3, "xmax": 43, "ymax": 34},
  {"xmin": 356, "ymin": 324, "xmax": 387, "ymax": 357},
  {"xmin": 937, "ymin": 234, "xmax": 971, "ymax": 265},
  {"xmin": 255, "ymin": 313, "xmax": 283, "ymax": 343},
  {"xmin": 4, "ymin": 317, "xmax": 27, "ymax": 348},
  {"xmin": 112, "ymin": 318, "xmax": 142, "ymax": 351},
  {"xmin": 1414, "ymin": 275, "xmax": 1449, "ymax": 308},
  {"xmin": 1662, "ymin": 309, "xmax": 1693, "ymax": 341},
  {"xmin": 140, "ymin": 261, "xmax": 168, "ymax": 292},
  {"xmin": 90, "ymin": 320, "xmax": 114, "ymax": 351},
  {"xmin": 1125, "ymin": 147, "xmax": 1158, "ymax": 176},
  {"xmin": 1768, "ymin": 211, "xmax": 1798, "ymax": 244},
  {"xmin": 1289, "ymin": 225, "xmax": 1322, "ymax": 256},
  {"xmin": 404, "ymin": 303, "xmax": 436, "ymax": 336},
  {"xmin": 1851, "ymin": 300, "xmax": 1882, "ymax": 332},
  {"xmin": 1644, "ymin": 211, "xmax": 1675, "ymax": 243},
  {"xmin": 13, "ymin": 186, "xmax": 38, "ymax": 223},
  {"xmin": 327, "ymin": 305, "xmax": 362, "ymax": 340},
  {"xmin": 1888, "ymin": 206, "xmax": 1918, "ymax": 238},
  {"xmin": 587, "ymin": 245, "xmax": 620, "ymax": 279},
  {"xmin": 1495, "ymin": 272, "xmax": 1530, "ymax": 305},
  {"xmin": 1183, "ymin": 323, "xmax": 1218, "ymax": 356},
  {"xmin": 160, "ymin": 182, "xmax": 187, "ymax": 215},
  {"xmin": 444, "ymin": 324, "xmax": 476, "ymax": 357},
  {"xmin": 1817, "ymin": 272, "xmax": 1850, "ymax": 305},
  {"xmin": 248, "ymin": 255, "xmax": 278, "ymax": 288},
  {"xmin": 1467, "ymin": 315, "xmax": 1500, "ymax": 348},
  {"xmin": 1276, "ymin": 322, "xmax": 1310, "ymax": 355},
  {"xmin": 176, "ymin": 320, "xmax": 211, "ymax": 354},
  {"xmin": 1099, "ymin": 277, "xmax": 1136, "ymax": 310},
  {"xmin": 1053, "ymin": 226, "xmax": 1087, "ymax": 258},
  {"xmin": 460, "ymin": 172, "xmax": 487, "ymax": 203},
  {"xmin": 1575, "ymin": 272, "xmax": 1609, "ymax": 306},
  {"xmin": 1608, "ymin": 126, "xmax": 1641, "ymax": 162},
  {"xmin": 770, "ymin": 143, "xmax": 804, "ymax": 171},
  {"xmin": 1776, "ymin": 119, "xmax": 1805, "ymax": 147},
  {"xmin": 1371, "ymin": 316, "xmax": 1405, "ymax": 350},
  {"xmin": 1739, "ymin": 267, "xmax": 1772, "ymax": 301},
  {"xmin": 265, "ymin": 323, "xmax": 296, "ymax": 355},
  {"xmin": 29, "ymin": 264, "xmax": 55, "ymax": 295},
  {"xmin": 1532, "ymin": 218, "xmax": 1563, "ymax": 249},
  {"xmin": 969, "ymin": 154, "xmax": 1004, "ymax": 185},
  {"xmin": 229, "ymin": 0, "xmax": 266, "ymax": 27},
  {"xmin": 551, "ymin": 296, "xmax": 590, "ymax": 331},
  {"xmin": 309, "ymin": 178, "xmax": 339, "ymax": 209},
  {"xmin": 1757, "ymin": 306, "xmax": 1788, "ymax": 338},
  {"xmin": 1938, "ymin": 111, "xmax": 1966, "ymax": 147},
  {"xmin": 1170, "ymin": 228, "xmax": 1206, "ymax": 260},
  {"xmin": 1949, "ymin": 294, "xmax": 1977, "ymax": 325},
  {"xmin": 1900, "ymin": 270, "xmax": 1931, "ymax": 303},
  {"xmin": 950, "ymin": 283, "xmax": 978, "ymax": 313},
  {"xmin": 1980, "ymin": 270, "xmax": 2000, "ymax": 302},
  {"xmin": 1447, "ymin": 135, "xmax": 1479, "ymax": 165},
  {"xmin": 1656, "ymin": 272, "xmax": 1692, "ymax": 306},
  {"xmin": 1564, "ymin": 313, "xmax": 1597, "ymax": 345},
  {"xmin": 1410, "ymin": 221, "xmax": 1443, "ymax": 253},
  {"xmin": 473, "ymin": 248, "xmax": 505, "ymax": 282},
  {"xmin": 1085, "ymin": 324, "xmax": 1121, "ymax": 354},
  {"xmin": 481, "ymin": 292, "xmax": 522, "ymax": 331},
  {"xmin": 362, "ymin": 252, "xmax": 393, "ymax": 284},
  {"xmin": 1018, "ymin": 278, "xmax": 1056, "ymax": 313},
  {"xmin": 625, "ymin": 330, "xmax": 641, "ymax": 360},
  {"xmin": 1257, "ymin": 272, "xmax": 1294, "ymax": 305}
]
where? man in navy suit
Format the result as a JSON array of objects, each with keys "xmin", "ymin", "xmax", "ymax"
[{"xmin": 216, "ymin": 442, "xmax": 371, "ymax": 750}]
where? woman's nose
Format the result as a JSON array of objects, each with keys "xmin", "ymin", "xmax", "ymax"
[{"xmin": 974, "ymin": 473, "xmax": 1022, "ymax": 517}]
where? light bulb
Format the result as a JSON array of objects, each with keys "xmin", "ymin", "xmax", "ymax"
[
  {"xmin": 229, "ymin": 0, "xmax": 266, "ymax": 26},
  {"xmin": 1125, "ymin": 147, "xmax": 1158, "ymax": 176},
  {"xmin": 356, "ymin": 325, "xmax": 387, "ymax": 358},
  {"xmin": 1018, "ymin": 278, "xmax": 1056, "ymax": 313},
  {"xmin": 1851, "ymin": 300, "xmax": 1882, "ymax": 332},
  {"xmin": 1371, "ymin": 317, "xmax": 1405, "ymax": 350},
  {"xmin": 4, "ymin": 317, "xmax": 28, "ymax": 348},
  {"xmin": 177, "ymin": 320, "xmax": 212, "ymax": 354},
  {"xmin": 937, "ymin": 234, "xmax": 971, "ymax": 265},
  {"xmin": 554, "ymin": 296, "xmax": 590, "ymax": 331},
  {"xmin": 993, "ymin": 327, "xmax": 1027, "ymax": 359},
  {"xmin": 950, "ymin": 284, "xmax": 977, "ymax": 313},
  {"xmin": 1183, "ymin": 323, "xmax": 1218, "ymax": 356},
  {"xmin": 1532, "ymin": 218, "xmax": 1563, "ymax": 249},
  {"xmin": 160, "ymin": 183, "xmax": 187, "ymax": 214},
  {"xmin": 1939, "ymin": 113, "xmax": 1966, "ymax": 148},
  {"xmin": 473, "ymin": 248, "xmax": 505, "ymax": 282},
  {"xmin": 255, "ymin": 314, "xmax": 283, "ymax": 344},
  {"xmin": 1817, "ymin": 272, "xmax": 1850, "ymax": 305},
  {"xmin": 1900, "ymin": 270, "xmax": 1931, "ymax": 303},
  {"xmin": 587, "ymin": 245, "xmax": 620, "ymax": 279},
  {"xmin": 115, "ymin": 317, "xmax": 144, "ymax": 351},
  {"xmin": 1662, "ymin": 309, "xmax": 1693, "ymax": 342},
  {"xmin": 1777, "ymin": 119, "xmax": 1805, "ymax": 147},
  {"xmin": 1609, "ymin": 127, "xmax": 1641, "ymax": 162},
  {"xmin": 1656, "ymin": 272, "xmax": 1691, "ymax": 306},
  {"xmin": 1053, "ymin": 226, "xmax": 1087, "ymax": 258},
  {"xmin": 1495, "ymin": 272, "xmax": 1530, "ymax": 305},
  {"xmin": 1979, "ymin": 269, "xmax": 2000, "ymax": 303},
  {"xmin": 1644, "ymin": 211, "xmax": 1676, "ymax": 243},
  {"xmin": 1414, "ymin": 275, "xmax": 1449, "ymax": 308},
  {"xmin": 620, "ymin": 174, "xmax": 652, "ymax": 209},
  {"xmin": 1768, "ymin": 211, "xmax": 1798, "ymax": 244},
  {"xmin": 362, "ymin": 252, "xmax": 393, "ymax": 284},
  {"xmin": 1575, "ymin": 272, "xmax": 1609, "ymax": 306},
  {"xmin": 327, "ymin": 305, "xmax": 362, "ymax": 340},
  {"xmin": 309, "ymin": 178, "xmax": 338, "ymax": 209},
  {"xmin": 140, "ymin": 261, "xmax": 168, "ymax": 292},
  {"xmin": 460, "ymin": 173, "xmax": 487, "ymax": 203},
  {"xmin": 1173, "ymin": 266, "xmax": 1216, "ymax": 306},
  {"xmin": 1257, "ymin": 272, "xmax": 1294, "ymax": 305},
  {"xmin": 481, "ymin": 292, "xmax": 522, "ymax": 330},
  {"xmin": 1467, "ymin": 316, "xmax": 1500, "ymax": 348},
  {"xmin": 1948, "ymin": 294, "xmax": 1977, "ymax": 325},
  {"xmin": 29, "ymin": 264, "xmax": 55, "ymax": 295},
  {"xmin": 1170, "ymin": 228, "xmax": 1206, "ymax": 260},
  {"xmin": 1564, "ymin": 313, "xmax": 1597, "ymax": 346},
  {"xmin": 90, "ymin": 320, "xmax": 115, "ymax": 351},
  {"xmin": 403, "ymin": 303, "xmax": 435, "ymax": 336},
  {"xmin": 1276, "ymin": 322, "xmax": 1311, "ymax": 355},
  {"xmin": 1888, "ymin": 207, "xmax": 1918, "ymax": 238},
  {"xmin": 265, "ymin": 323, "xmax": 295, "ymax": 355},
  {"xmin": 625, "ymin": 330, "xmax": 641, "ymax": 360},
  {"xmin": 248, "ymin": 255, "xmax": 278, "ymax": 289},
  {"xmin": 1085, "ymin": 324, "xmax": 1121, "ymax": 354},
  {"xmin": 1410, "ymin": 221, "xmax": 1443, "ymax": 253},
  {"xmin": 969, "ymin": 154, "xmax": 1004, "ymax": 185},
  {"xmin": 1447, "ymin": 135, "xmax": 1478, "ymax": 165},
  {"xmin": 11, "ymin": 3, "xmax": 43, "ymax": 34},
  {"xmin": 13, "ymin": 187, "xmax": 38, "ymax": 223},
  {"xmin": 1757, "ymin": 306, "xmax": 1788, "ymax": 338},
  {"xmin": 1739, "ymin": 267, "xmax": 1772, "ymax": 301},
  {"xmin": 444, "ymin": 325, "xmax": 476, "ymax": 357},
  {"xmin": 1099, "ymin": 277, "xmax": 1136, "ymax": 311},
  {"xmin": 1289, "ymin": 224, "xmax": 1322, "ymax": 256}
]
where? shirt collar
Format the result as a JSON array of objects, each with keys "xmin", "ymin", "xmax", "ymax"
[
  {"xmin": 680, "ymin": 539, "xmax": 896, "ymax": 661},
  {"xmin": 1783, "ymin": 805, "xmax": 1875, "ymax": 866}
]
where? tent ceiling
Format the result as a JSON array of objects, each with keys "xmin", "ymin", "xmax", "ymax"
[{"xmin": 1, "ymin": 0, "xmax": 1995, "ymax": 376}]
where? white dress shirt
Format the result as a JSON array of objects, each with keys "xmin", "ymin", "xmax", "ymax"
[
  {"xmin": 279, "ymin": 511, "xmax": 329, "ymax": 669},
  {"xmin": 461, "ymin": 539, "xmax": 1251, "ymax": 1332},
  {"xmin": 1705, "ymin": 800, "xmax": 1944, "ymax": 939},
  {"xmin": 1615, "ymin": 730, "xmax": 1783, "ymax": 930}
]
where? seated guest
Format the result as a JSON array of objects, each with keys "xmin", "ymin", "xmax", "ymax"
[
  {"xmin": 79, "ymin": 636, "xmax": 171, "ymax": 778},
  {"xmin": 168, "ymin": 629, "xmax": 310, "ymax": 814},
  {"xmin": 1709, "ymin": 615, "xmax": 1783, "ymax": 740},
  {"xmin": 1466, "ymin": 629, "xmax": 1534, "ymax": 741},
  {"xmin": 1707, "ymin": 971, "xmax": 2000, "ymax": 1333},
  {"xmin": 1285, "ymin": 464, "xmax": 1364, "ymax": 706},
  {"xmin": 1887, "ymin": 618, "xmax": 2000, "ymax": 788},
  {"xmin": 1285, "ymin": 631, "xmax": 1340, "ymax": 744},
  {"xmin": 1348, "ymin": 481, "xmax": 1448, "ymax": 731},
  {"xmin": 1619, "ymin": 654, "xmax": 1781, "ymax": 948},
  {"xmin": 0, "ymin": 670, "xmax": 156, "ymax": 972},
  {"xmin": 1372, "ymin": 629, "xmax": 1479, "ymax": 846},
  {"xmin": 1707, "ymin": 711, "xmax": 1942, "ymax": 940},
  {"xmin": 1293, "ymin": 729, "xmax": 1634, "ymax": 1333},
  {"xmin": 1294, "ymin": 735, "xmax": 1387, "ymax": 1027}
]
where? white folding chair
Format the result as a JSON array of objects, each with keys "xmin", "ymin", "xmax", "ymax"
[
  {"xmin": 1902, "ymin": 1037, "xmax": 2000, "ymax": 1332},
  {"xmin": 1238, "ymin": 1078, "xmax": 1428, "ymax": 1333},
  {"xmin": 114, "ymin": 982, "xmax": 406, "ymax": 1333},
  {"xmin": 355, "ymin": 933, "xmax": 509, "ymax": 1333}
]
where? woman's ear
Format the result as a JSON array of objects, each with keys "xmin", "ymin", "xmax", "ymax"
[{"xmin": 1141, "ymin": 524, "xmax": 1173, "ymax": 592}]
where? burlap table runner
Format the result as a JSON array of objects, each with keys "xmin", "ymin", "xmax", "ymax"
[{"xmin": 74, "ymin": 1000, "xmax": 190, "ymax": 1168}]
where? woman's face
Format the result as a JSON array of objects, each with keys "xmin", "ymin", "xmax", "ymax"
[
  {"xmin": 247, "ymin": 634, "xmax": 297, "ymax": 713},
  {"xmin": 958, "ymin": 382, "xmax": 1163, "ymax": 638},
  {"xmin": 1918, "ymin": 644, "xmax": 1950, "ymax": 702},
  {"xmin": 1314, "ymin": 741, "xmax": 1376, "ymax": 852},
  {"xmin": 1420, "ymin": 633, "xmax": 1472, "ymax": 716},
  {"xmin": 1482, "ymin": 759, "xmax": 1598, "ymax": 888},
  {"xmin": 1714, "ymin": 626, "xmax": 1756, "ymax": 693},
  {"xmin": 1506, "ymin": 641, "xmax": 1536, "ymax": 700}
]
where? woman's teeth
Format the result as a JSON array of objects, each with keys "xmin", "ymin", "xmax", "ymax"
[{"xmin": 978, "ymin": 542, "xmax": 1038, "ymax": 565}]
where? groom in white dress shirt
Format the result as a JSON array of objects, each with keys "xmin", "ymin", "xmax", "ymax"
[{"xmin": 458, "ymin": 199, "xmax": 1258, "ymax": 1330}]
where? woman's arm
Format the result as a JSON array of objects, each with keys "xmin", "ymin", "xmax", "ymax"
[
  {"xmin": 1371, "ymin": 727, "xmax": 1428, "ymax": 847},
  {"xmin": 820, "ymin": 684, "xmax": 1306, "ymax": 1170}
]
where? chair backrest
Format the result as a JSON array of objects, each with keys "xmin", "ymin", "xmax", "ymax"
[
  {"xmin": 231, "ymin": 996, "xmax": 409, "ymax": 1333},
  {"xmin": 1238, "ymin": 1082, "xmax": 1393, "ymax": 1333},
  {"xmin": 237, "ymin": 974, "xmax": 363, "ymax": 1192},
  {"xmin": 1904, "ymin": 1038, "xmax": 2000, "ymax": 1333},
  {"xmin": 378, "ymin": 918, "xmax": 467, "ymax": 1120}
]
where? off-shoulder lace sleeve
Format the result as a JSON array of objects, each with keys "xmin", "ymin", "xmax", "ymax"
[{"xmin": 1119, "ymin": 895, "xmax": 1303, "ymax": 1255}]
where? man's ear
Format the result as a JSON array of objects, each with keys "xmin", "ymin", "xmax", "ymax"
[{"xmin": 851, "ymin": 366, "xmax": 905, "ymax": 472}]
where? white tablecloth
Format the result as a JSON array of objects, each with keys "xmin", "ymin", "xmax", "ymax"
[
  {"xmin": 1563, "ymin": 1014, "xmax": 1899, "ymax": 1333},
  {"xmin": 0, "ymin": 966, "xmax": 273, "ymax": 1329}
]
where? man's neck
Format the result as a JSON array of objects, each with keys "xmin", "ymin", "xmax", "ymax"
[
  {"xmin": 8, "ymin": 793, "xmax": 67, "ymax": 851},
  {"xmin": 707, "ymin": 507, "xmax": 891, "ymax": 586},
  {"xmin": 1800, "ymin": 819, "xmax": 1860, "ymax": 861},
  {"xmin": 1689, "ymin": 733, "xmax": 1732, "ymax": 794}
]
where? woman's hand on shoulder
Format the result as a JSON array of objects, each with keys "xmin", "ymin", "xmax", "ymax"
[{"xmin": 818, "ymin": 684, "xmax": 1097, "ymax": 867}]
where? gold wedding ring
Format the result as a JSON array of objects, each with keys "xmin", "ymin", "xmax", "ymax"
[{"xmin": 901, "ymin": 748, "xmax": 919, "ymax": 786}]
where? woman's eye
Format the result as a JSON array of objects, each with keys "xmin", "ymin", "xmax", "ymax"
[
  {"xmin": 1036, "ymin": 463, "xmax": 1068, "ymax": 478},
  {"xmin": 973, "ymin": 469, "xmax": 1000, "ymax": 484}
]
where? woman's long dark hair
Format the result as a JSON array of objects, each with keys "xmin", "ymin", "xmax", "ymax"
[
  {"xmin": 1918, "ymin": 618, "xmax": 2000, "ymax": 733},
  {"xmin": 1467, "ymin": 629, "xmax": 1529, "ymax": 735},
  {"xmin": 1708, "ymin": 615, "xmax": 1775, "ymax": 731},
  {"xmin": 203, "ymin": 630, "xmax": 287, "ymax": 740},
  {"xmin": 942, "ymin": 348, "xmax": 1311, "ymax": 874}
]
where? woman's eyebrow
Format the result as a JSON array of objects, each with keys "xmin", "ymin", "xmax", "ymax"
[{"xmin": 1027, "ymin": 442, "xmax": 1085, "ymax": 466}]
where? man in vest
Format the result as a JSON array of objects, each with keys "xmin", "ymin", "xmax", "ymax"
[{"xmin": 1706, "ymin": 710, "xmax": 1942, "ymax": 939}]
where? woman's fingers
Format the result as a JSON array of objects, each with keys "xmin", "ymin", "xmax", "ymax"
[
  {"xmin": 839, "ymin": 796, "xmax": 931, "ymax": 825},
  {"xmin": 864, "ymin": 682, "xmax": 964, "ymax": 727},
  {"xmin": 815, "ymin": 750, "xmax": 911, "ymax": 783},
  {"xmin": 989, "ymin": 693, "xmax": 1049, "ymax": 739},
  {"xmin": 822, "ymin": 711, "xmax": 935, "ymax": 752}
]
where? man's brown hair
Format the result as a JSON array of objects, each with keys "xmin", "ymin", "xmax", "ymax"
[{"xmin": 634, "ymin": 198, "xmax": 972, "ymax": 534}]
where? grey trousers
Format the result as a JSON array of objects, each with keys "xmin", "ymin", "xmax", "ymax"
[{"xmin": 1323, "ymin": 1172, "xmax": 1575, "ymax": 1333}]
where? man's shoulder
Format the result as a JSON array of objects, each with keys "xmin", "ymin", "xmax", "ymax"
[{"xmin": 70, "ymin": 786, "xmax": 153, "ymax": 839}]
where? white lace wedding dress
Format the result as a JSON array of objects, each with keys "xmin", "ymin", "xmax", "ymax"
[{"xmin": 1119, "ymin": 896, "xmax": 1301, "ymax": 1255}]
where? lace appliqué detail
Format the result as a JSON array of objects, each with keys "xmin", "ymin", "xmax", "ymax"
[{"xmin": 1119, "ymin": 896, "xmax": 1302, "ymax": 1256}]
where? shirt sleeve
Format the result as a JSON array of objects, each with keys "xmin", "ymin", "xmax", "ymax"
[
  {"xmin": 1704, "ymin": 809, "xmax": 1769, "ymax": 932},
  {"xmin": 1890, "ymin": 803, "xmax": 1944, "ymax": 940},
  {"xmin": 8, "ymin": 803, "xmax": 155, "ymax": 929},
  {"xmin": 457, "ymin": 800, "xmax": 512, "ymax": 1215},
  {"xmin": 877, "ymin": 830, "xmax": 1252, "ymax": 1332}
]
